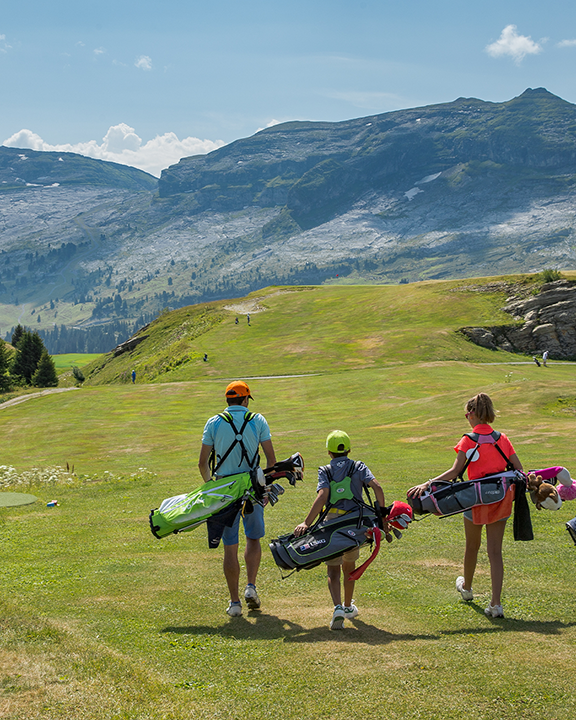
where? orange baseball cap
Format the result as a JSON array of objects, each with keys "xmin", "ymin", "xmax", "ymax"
[{"xmin": 225, "ymin": 380, "xmax": 253, "ymax": 399}]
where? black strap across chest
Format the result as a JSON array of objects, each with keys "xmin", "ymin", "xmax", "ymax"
[{"xmin": 211, "ymin": 411, "xmax": 259, "ymax": 475}]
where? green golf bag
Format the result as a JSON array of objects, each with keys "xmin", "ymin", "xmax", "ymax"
[{"xmin": 149, "ymin": 453, "xmax": 304, "ymax": 547}]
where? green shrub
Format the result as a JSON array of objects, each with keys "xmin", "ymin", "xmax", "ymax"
[
  {"xmin": 540, "ymin": 268, "xmax": 562, "ymax": 283},
  {"xmin": 72, "ymin": 366, "xmax": 85, "ymax": 384}
]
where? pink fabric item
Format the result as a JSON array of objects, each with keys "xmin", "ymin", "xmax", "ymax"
[
  {"xmin": 558, "ymin": 482, "xmax": 576, "ymax": 501},
  {"xmin": 531, "ymin": 466, "xmax": 565, "ymax": 481}
]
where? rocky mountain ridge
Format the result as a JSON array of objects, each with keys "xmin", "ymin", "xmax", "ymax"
[
  {"xmin": 2, "ymin": 88, "xmax": 576, "ymax": 352},
  {"xmin": 0, "ymin": 146, "xmax": 156, "ymax": 191}
]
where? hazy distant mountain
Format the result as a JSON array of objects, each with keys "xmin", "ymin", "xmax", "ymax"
[
  {"xmin": 0, "ymin": 146, "xmax": 157, "ymax": 191},
  {"xmin": 2, "ymin": 87, "xmax": 576, "ymax": 353}
]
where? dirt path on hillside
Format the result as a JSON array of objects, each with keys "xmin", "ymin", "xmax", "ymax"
[
  {"xmin": 0, "ymin": 387, "xmax": 78, "ymax": 410},
  {"xmin": 223, "ymin": 290, "xmax": 295, "ymax": 315}
]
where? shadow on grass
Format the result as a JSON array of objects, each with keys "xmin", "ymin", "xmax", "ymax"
[
  {"xmin": 443, "ymin": 602, "xmax": 576, "ymax": 635},
  {"xmin": 162, "ymin": 613, "xmax": 438, "ymax": 645},
  {"xmin": 162, "ymin": 604, "xmax": 576, "ymax": 643}
]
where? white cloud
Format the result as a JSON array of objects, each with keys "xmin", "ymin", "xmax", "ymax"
[
  {"xmin": 558, "ymin": 39, "xmax": 576, "ymax": 48},
  {"xmin": 2, "ymin": 125, "xmax": 225, "ymax": 177},
  {"xmin": 0, "ymin": 33, "xmax": 11, "ymax": 53},
  {"xmin": 485, "ymin": 25, "xmax": 543, "ymax": 64},
  {"xmin": 256, "ymin": 119, "xmax": 283, "ymax": 132},
  {"xmin": 135, "ymin": 55, "xmax": 152, "ymax": 71},
  {"xmin": 94, "ymin": 47, "xmax": 106, "ymax": 56}
]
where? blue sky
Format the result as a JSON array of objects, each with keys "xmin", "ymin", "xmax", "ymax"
[{"xmin": 2, "ymin": 0, "xmax": 576, "ymax": 176}]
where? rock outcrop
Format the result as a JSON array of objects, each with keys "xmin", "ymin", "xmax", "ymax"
[{"xmin": 460, "ymin": 280, "xmax": 576, "ymax": 359}]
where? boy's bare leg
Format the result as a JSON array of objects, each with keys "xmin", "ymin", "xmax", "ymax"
[
  {"xmin": 342, "ymin": 560, "xmax": 356, "ymax": 607},
  {"xmin": 327, "ymin": 565, "xmax": 342, "ymax": 606}
]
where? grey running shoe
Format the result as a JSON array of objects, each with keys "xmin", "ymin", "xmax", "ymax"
[
  {"xmin": 244, "ymin": 584, "xmax": 261, "ymax": 610},
  {"xmin": 330, "ymin": 605, "xmax": 345, "ymax": 630},
  {"xmin": 344, "ymin": 604, "xmax": 359, "ymax": 620},
  {"xmin": 226, "ymin": 601, "xmax": 242, "ymax": 617}
]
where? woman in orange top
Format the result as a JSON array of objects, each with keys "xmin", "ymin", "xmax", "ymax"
[{"xmin": 407, "ymin": 393, "xmax": 523, "ymax": 619}]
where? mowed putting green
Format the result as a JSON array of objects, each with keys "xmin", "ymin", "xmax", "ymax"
[
  {"xmin": 1, "ymin": 283, "xmax": 576, "ymax": 719},
  {"xmin": 0, "ymin": 492, "xmax": 38, "ymax": 507}
]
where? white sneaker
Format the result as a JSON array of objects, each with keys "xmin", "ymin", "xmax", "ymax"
[
  {"xmin": 244, "ymin": 584, "xmax": 261, "ymax": 610},
  {"xmin": 485, "ymin": 604, "xmax": 504, "ymax": 618},
  {"xmin": 344, "ymin": 604, "xmax": 359, "ymax": 620},
  {"xmin": 456, "ymin": 576, "xmax": 473, "ymax": 601},
  {"xmin": 226, "ymin": 601, "xmax": 242, "ymax": 617},
  {"xmin": 330, "ymin": 605, "xmax": 345, "ymax": 630}
]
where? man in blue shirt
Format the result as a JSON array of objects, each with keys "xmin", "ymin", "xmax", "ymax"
[{"xmin": 198, "ymin": 380, "xmax": 276, "ymax": 617}]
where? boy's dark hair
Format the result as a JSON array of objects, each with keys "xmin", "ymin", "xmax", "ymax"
[
  {"xmin": 227, "ymin": 397, "xmax": 246, "ymax": 406},
  {"xmin": 332, "ymin": 451, "xmax": 350, "ymax": 457}
]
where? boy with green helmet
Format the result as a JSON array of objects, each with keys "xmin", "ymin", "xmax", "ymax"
[{"xmin": 294, "ymin": 430, "xmax": 385, "ymax": 630}]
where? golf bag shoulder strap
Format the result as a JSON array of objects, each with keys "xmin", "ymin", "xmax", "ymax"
[
  {"xmin": 458, "ymin": 430, "xmax": 513, "ymax": 480},
  {"xmin": 210, "ymin": 411, "xmax": 258, "ymax": 476},
  {"xmin": 323, "ymin": 460, "xmax": 361, "ymax": 505},
  {"xmin": 465, "ymin": 430, "xmax": 501, "ymax": 444}
]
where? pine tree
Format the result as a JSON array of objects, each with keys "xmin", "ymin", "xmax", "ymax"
[
  {"xmin": 10, "ymin": 329, "xmax": 47, "ymax": 384},
  {"xmin": 11, "ymin": 324, "xmax": 24, "ymax": 347},
  {"xmin": 0, "ymin": 339, "xmax": 11, "ymax": 392},
  {"xmin": 31, "ymin": 350, "xmax": 58, "ymax": 388}
]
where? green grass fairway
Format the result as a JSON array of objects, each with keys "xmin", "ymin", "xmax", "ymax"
[
  {"xmin": 52, "ymin": 353, "xmax": 102, "ymax": 371},
  {"xmin": 82, "ymin": 277, "xmax": 541, "ymax": 385},
  {"xmin": 1, "ymin": 281, "xmax": 576, "ymax": 719}
]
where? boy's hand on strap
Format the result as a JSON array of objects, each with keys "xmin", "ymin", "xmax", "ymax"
[{"xmin": 294, "ymin": 522, "xmax": 309, "ymax": 537}]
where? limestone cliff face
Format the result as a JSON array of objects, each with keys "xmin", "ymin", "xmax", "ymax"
[{"xmin": 460, "ymin": 281, "xmax": 576, "ymax": 359}]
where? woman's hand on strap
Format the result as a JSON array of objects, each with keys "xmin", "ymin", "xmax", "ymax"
[{"xmin": 406, "ymin": 482, "xmax": 430, "ymax": 498}]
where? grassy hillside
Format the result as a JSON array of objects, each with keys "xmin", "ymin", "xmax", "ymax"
[
  {"xmin": 1, "ymin": 278, "xmax": 576, "ymax": 719},
  {"xmin": 81, "ymin": 275, "xmax": 545, "ymax": 386}
]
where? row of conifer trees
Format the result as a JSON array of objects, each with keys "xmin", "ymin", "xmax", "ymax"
[{"xmin": 0, "ymin": 325, "xmax": 58, "ymax": 392}]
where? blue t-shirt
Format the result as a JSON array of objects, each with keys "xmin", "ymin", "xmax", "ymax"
[
  {"xmin": 202, "ymin": 405, "xmax": 272, "ymax": 478},
  {"xmin": 317, "ymin": 456, "xmax": 375, "ymax": 511}
]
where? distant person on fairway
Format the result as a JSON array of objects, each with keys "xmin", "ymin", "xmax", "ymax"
[
  {"xmin": 198, "ymin": 381, "xmax": 276, "ymax": 617},
  {"xmin": 543, "ymin": 350, "xmax": 549, "ymax": 366},
  {"xmin": 131, "ymin": 369, "xmax": 136, "ymax": 383},
  {"xmin": 247, "ymin": 313, "xmax": 250, "ymax": 325},
  {"xmin": 407, "ymin": 392, "xmax": 523, "ymax": 619},
  {"xmin": 294, "ymin": 430, "xmax": 386, "ymax": 630}
]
